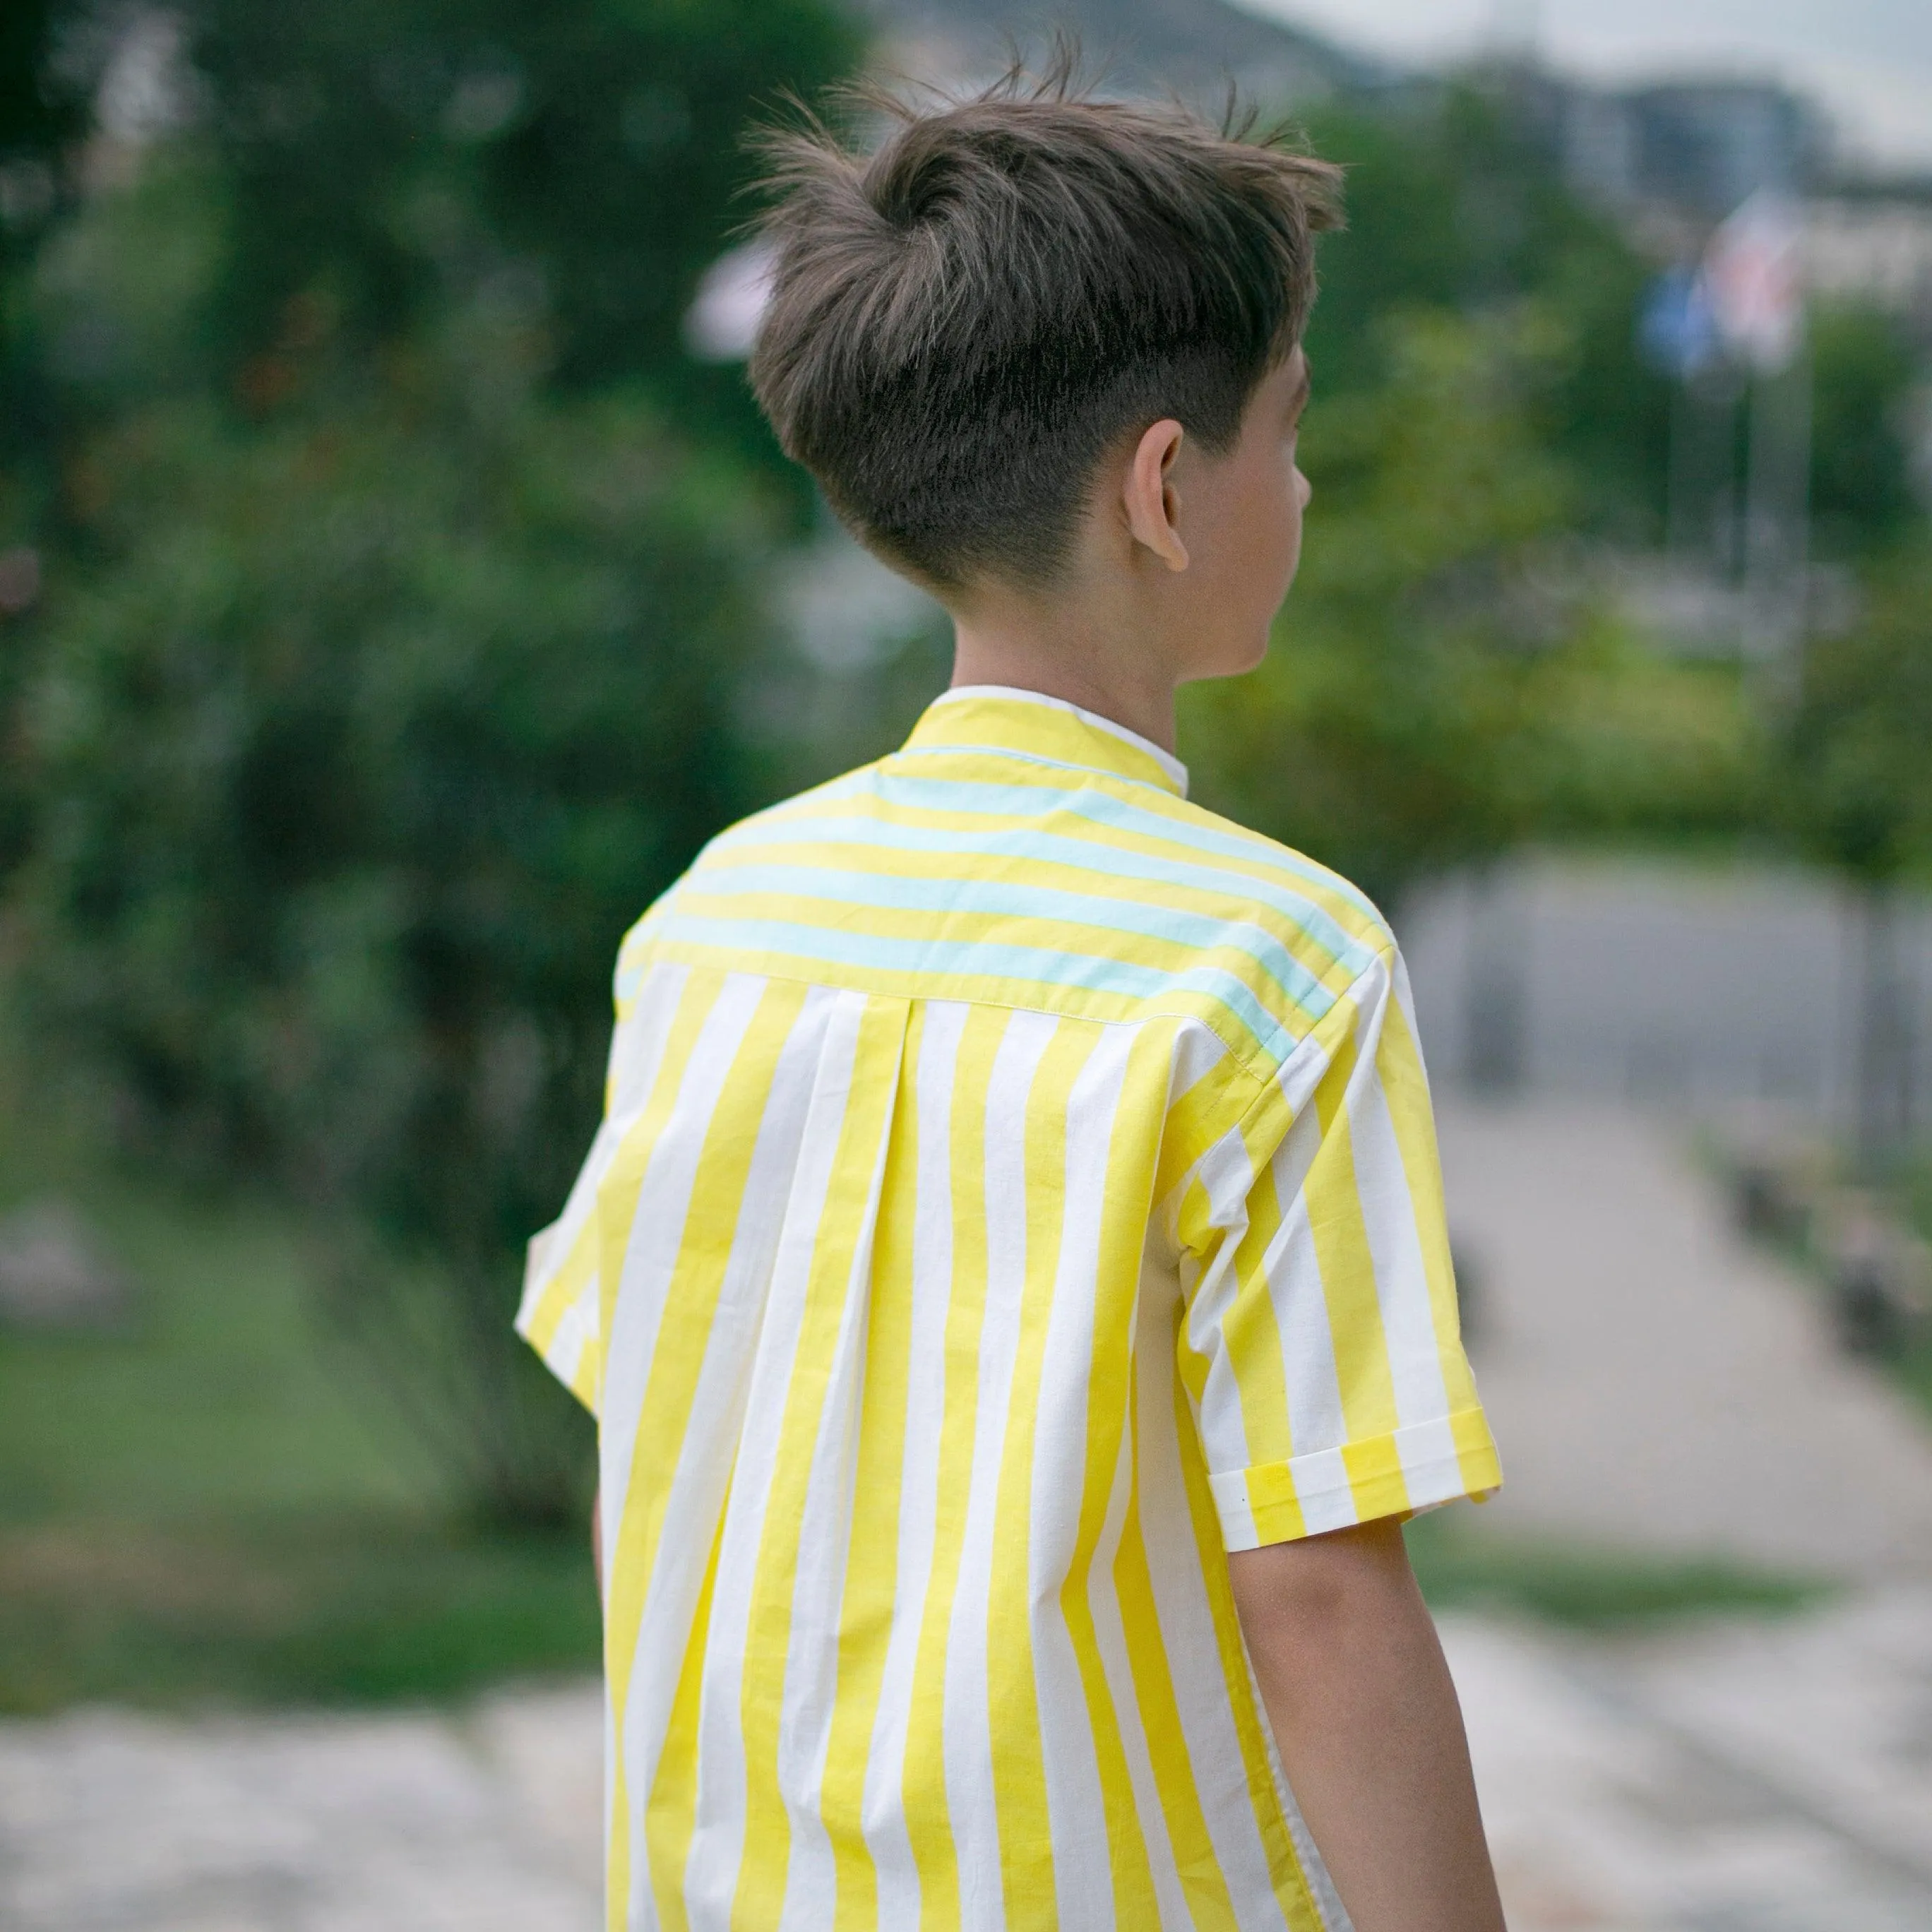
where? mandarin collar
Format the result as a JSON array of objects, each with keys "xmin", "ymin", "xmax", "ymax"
[{"xmin": 899, "ymin": 685, "xmax": 1189, "ymax": 799}]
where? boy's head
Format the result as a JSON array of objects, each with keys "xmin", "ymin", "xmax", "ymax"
[{"xmin": 749, "ymin": 71, "xmax": 1341, "ymax": 652}]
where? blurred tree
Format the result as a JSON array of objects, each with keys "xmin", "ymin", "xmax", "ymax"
[
  {"xmin": 0, "ymin": 0, "xmax": 88, "ymax": 460},
  {"xmin": 4, "ymin": 0, "xmax": 861, "ymax": 1522},
  {"xmin": 1808, "ymin": 304, "xmax": 1922, "ymax": 561},
  {"xmin": 1782, "ymin": 545, "xmax": 1932, "ymax": 1170},
  {"xmin": 13, "ymin": 337, "xmax": 778, "ymax": 1519},
  {"xmin": 186, "ymin": 0, "xmax": 859, "ymax": 467},
  {"xmin": 1299, "ymin": 84, "xmax": 1674, "ymax": 542},
  {"xmin": 1185, "ymin": 308, "xmax": 1759, "ymax": 918},
  {"xmin": 0, "ymin": 0, "xmax": 90, "ymax": 893}
]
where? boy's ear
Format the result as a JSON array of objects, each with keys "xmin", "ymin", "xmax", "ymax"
[{"xmin": 1123, "ymin": 419, "xmax": 1189, "ymax": 572}]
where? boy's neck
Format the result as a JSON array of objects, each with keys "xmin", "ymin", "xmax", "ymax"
[{"xmin": 948, "ymin": 614, "xmax": 1180, "ymax": 756}]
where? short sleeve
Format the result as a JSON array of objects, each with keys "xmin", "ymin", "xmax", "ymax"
[
  {"xmin": 1176, "ymin": 945, "xmax": 1501, "ymax": 1550},
  {"xmin": 513, "ymin": 930, "xmax": 664, "ymax": 1416},
  {"xmin": 515, "ymin": 1091, "xmax": 619, "ymax": 1416}
]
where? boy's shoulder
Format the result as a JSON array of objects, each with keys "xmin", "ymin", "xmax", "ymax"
[{"xmin": 621, "ymin": 751, "xmax": 1395, "ymax": 1079}]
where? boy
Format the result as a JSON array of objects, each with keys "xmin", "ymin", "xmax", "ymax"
[{"xmin": 518, "ymin": 69, "xmax": 1505, "ymax": 1932}]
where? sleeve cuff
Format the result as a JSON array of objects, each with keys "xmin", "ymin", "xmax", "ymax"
[
  {"xmin": 1210, "ymin": 1407, "xmax": 1501, "ymax": 1551},
  {"xmin": 514, "ymin": 1220, "xmax": 602, "ymax": 1416}
]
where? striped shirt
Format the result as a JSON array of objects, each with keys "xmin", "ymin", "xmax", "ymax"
[{"xmin": 517, "ymin": 685, "xmax": 1499, "ymax": 1932}]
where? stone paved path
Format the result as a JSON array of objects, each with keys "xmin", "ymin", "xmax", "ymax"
[
  {"xmin": 0, "ymin": 1686, "xmax": 604, "ymax": 1932},
  {"xmin": 1449, "ymin": 1587, "xmax": 1932, "ymax": 1931},
  {"xmin": 4, "ymin": 1592, "xmax": 1930, "ymax": 1932},
  {"xmin": 1437, "ymin": 1101, "xmax": 1932, "ymax": 1580}
]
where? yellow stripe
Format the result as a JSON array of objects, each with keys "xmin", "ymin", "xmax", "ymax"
[
  {"xmin": 1304, "ymin": 989, "xmax": 1404, "ymax": 1476},
  {"xmin": 988, "ymin": 1018, "xmax": 1099, "ymax": 1923},
  {"xmin": 1114, "ymin": 1363, "xmax": 1244, "ymax": 1932},
  {"xmin": 597, "ymin": 968, "xmax": 732, "ymax": 1924},
  {"xmin": 746, "ymin": 783, "xmax": 1388, "ymax": 960},
  {"xmin": 1339, "ymin": 1430, "xmax": 1409, "ymax": 1516},
  {"xmin": 643, "ymin": 1506, "xmax": 729, "ymax": 1932},
  {"xmin": 1378, "ymin": 991, "xmax": 1484, "ymax": 1422},
  {"xmin": 614, "ymin": 979, "xmax": 811, "ymax": 1926},
  {"xmin": 902, "ymin": 1002, "xmax": 1008, "ymax": 1929},
  {"xmin": 1169, "ymin": 1349, "xmax": 1328, "ymax": 1932},
  {"xmin": 1452, "ymin": 1407, "xmax": 1504, "ymax": 1498},
  {"xmin": 524, "ymin": 1218, "xmax": 599, "ymax": 1356},
  {"xmin": 1217, "ymin": 1133, "xmax": 1296, "ymax": 1469},
  {"xmin": 818, "ymin": 1003, "xmax": 926, "ymax": 1929},
  {"xmin": 1059, "ymin": 1025, "xmax": 1171, "ymax": 1928},
  {"xmin": 732, "ymin": 994, "xmax": 910, "ymax": 1931}
]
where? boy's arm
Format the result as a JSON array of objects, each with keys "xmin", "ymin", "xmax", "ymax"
[{"xmin": 1229, "ymin": 1518, "xmax": 1505, "ymax": 1932}]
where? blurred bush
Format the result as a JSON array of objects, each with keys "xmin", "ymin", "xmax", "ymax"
[
  {"xmin": 11, "ymin": 362, "xmax": 775, "ymax": 1518},
  {"xmin": 1781, "ymin": 546, "xmax": 1932, "ymax": 1171},
  {"xmin": 1187, "ymin": 306, "xmax": 1763, "ymax": 912},
  {"xmin": 1297, "ymin": 85, "xmax": 1674, "ymax": 542},
  {"xmin": 1, "ymin": 0, "xmax": 859, "ymax": 1524}
]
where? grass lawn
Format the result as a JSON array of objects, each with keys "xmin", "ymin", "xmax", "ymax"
[
  {"xmin": 1402, "ymin": 1508, "xmax": 1826, "ymax": 1627},
  {"xmin": 0, "ymin": 1123, "xmax": 599, "ymax": 1715}
]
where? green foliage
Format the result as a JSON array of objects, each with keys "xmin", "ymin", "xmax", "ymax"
[
  {"xmin": 1185, "ymin": 309, "xmax": 1760, "ymax": 910},
  {"xmin": 0, "ymin": 1514, "xmax": 600, "ymax": 1712},
  {"xmin": 185, "ymin": 0, "xmax": 859, "ymax": 455},
  {"xmin": 1782, "ymin": 544, "xmax": 1932, "ymax": 884},
  {"xmin": 1405, "ymin": 1511, "xmax": 1826, "ymax": 1627},
  {"xmin": 11, "ymin": 332, "xmax": 780, "ymax": 1516},
  {"xmin": 0, "ymin": 1100, "xmax": 598, "ymax": 1713},
  {"xmin": 1300, "ymin": 83, "xmax": 1672, "ymax": 537},
  {"xmin": 0, "ymin": 1, "xmax": 85, "ymax": 162},
  {"xmin": 0, "ymin": 0, "xmax": 861, "ymax": 1523},
  {"xmin": 26, "ymin": 144, "xmax": 229, "ymax": 418},
  {"xmin": 1808, "ymin": 304, "xmax": 1923, "ymax": 559},
  {"xmin": 0, "ymin": 0, "xmax": 88, "ymax": 476}
]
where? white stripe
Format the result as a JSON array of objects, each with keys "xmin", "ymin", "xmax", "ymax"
[
  {"xmin": 516, "ymin": 960, "xmax": 690, "ymax": 1345},
  {"xmin": 544, "ymin": 1294, "xmax": 595, "ymax": 1390},
  {"xmin": 1390, "ymin": 949, "xmax": 1433, "ymax": 1091},
  {"xmin": 1181, "ymin": 1123, "xmax": 1260, "ymax": 1481},
  {"xmin": 1164, "ymin": 1015, "xmax": 1230, "ymax": 1109},
  {"xmin": 1262, "ymin": 1100, "xmax": 1349, "ymax": 1470}
]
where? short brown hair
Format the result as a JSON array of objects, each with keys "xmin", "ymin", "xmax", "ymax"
[{"xmin": 749, "ymin": 66, "xmax": 1342, "ymax": 592}]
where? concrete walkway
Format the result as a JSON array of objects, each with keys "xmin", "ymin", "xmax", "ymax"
[
  {"xmin": 0, "ymin": 1686, "xmax": 604, "ymax": 1932},
  {"xmin": 4, "ymin": 1594, "xmax": 1931, "ymax": 1932},
  {"xmin": 1450, "ymin": 1587, "xmax": 1932, "ymax": 1931},
  {"xmin": 1438, "ymin": 1100, "xmax": 1932, "ymax": 1580}
]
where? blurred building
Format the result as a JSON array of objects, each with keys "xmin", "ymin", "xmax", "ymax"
[
  {"xmin": 1556, "ymin": 78, "xmax": 1827, "ymax": 220},
  {"xmin": 862, "ymin": 0, "xmax": 1385, "ymax": 103},
  {"xmin": 1404, "ymin": 855, "xmax": 1932, "ymax": 1131},
  {"xmin": 1532, "ymin": 66, "xmax": 1932, "ymax": 331},
  {"xmin": 1802, "ymin": 185, "xmax": 1932, "ymax": 335}
]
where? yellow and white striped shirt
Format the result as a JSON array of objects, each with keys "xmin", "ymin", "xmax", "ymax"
[{"xmin": 518, "ymin": 686, "xmax": 1498, "ymax": 1932}]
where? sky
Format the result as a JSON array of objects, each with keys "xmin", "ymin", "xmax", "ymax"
[{"xmin": 1246, "ymin": 0, "xmax": 1932, "ymax": 173}]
